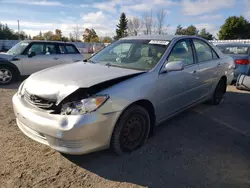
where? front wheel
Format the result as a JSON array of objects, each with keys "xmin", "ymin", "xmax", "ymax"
[
  {"xmin": 0, "ymin": 66, "xmax": 15, "ymax": 85},
  {"xmin": 111, "ymin": 105, "xmax": 151, "ymax": 155}
]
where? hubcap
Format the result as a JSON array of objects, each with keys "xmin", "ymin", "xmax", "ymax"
[
  {"xmin": 121, "ymin": 114, "xmax": 146, "ymax": 150},
  {"xmin": 0, "ymin": 69, "xmax": 12, "ymax": 84}
]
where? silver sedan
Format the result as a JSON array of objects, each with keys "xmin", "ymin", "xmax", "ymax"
[{"xmin": 12, "ymin": 35, "xmax": 234, "ymax": 155}]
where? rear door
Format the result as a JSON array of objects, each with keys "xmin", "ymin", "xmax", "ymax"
[
  {"xmin": 156, "ymin": 39, "xmax": 201, "ymax": 120},
  {"xmin": 192, "ymin": 39, "xmax": 220, "ymax": 98},
  {"xmin": 58, "ymin": 44, "xmax": 84, "ymax": 64},
  {"xmin": 21, "ymin": 42, "xmax": 60, "ymax": 75}
]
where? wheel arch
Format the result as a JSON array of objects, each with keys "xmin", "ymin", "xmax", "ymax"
[
  {"xmin": 113, "ymin": 99, "xmax": 156, "ymax": 137},
  {"xmin": 220, "ymin": 75, "xmax": 227, "ymax": 93},
  {"xmin": 0, "ymin": 61, "xmax": 21, "ymax": 80}
]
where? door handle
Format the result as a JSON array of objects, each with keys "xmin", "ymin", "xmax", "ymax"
[
  {"xmin": 53, "ymin": 57, "xmax": 59, "ymax": 60},
  {"xmin": 192, "ymin": 70, "xmax": 197, "ymax": 75},
  {"xmin": 217, "ymin": 63, "xmax": 221, "ymax": 67}
]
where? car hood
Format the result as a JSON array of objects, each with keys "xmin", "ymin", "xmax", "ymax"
[
  {"xmin": 24, "ymin": 62, "xmax": 144, "ymax": 104},
  {"xmin": 0, "ymin": 53, "xmax": 14, "ymax": 61}
]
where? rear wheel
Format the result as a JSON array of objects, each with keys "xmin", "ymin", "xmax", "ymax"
[
  {"xmin": 111, "ymin": 105, "xmax": 150, "ymax": 155},
  {"xmin": 0, "ymin": 66, "xmax": 15, "ymax": 85},
  {"xmin": 210, "ymin": 78, "xmax": 227, "ymax": 105}
]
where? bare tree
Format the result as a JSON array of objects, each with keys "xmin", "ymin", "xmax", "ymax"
[
  {"xmin": 127, "ymin": 17, "xmax": 142, "ymax": 36},
  {"xmin": 143, "ymin": 10, "xmax": 153, "ymax": 35},
  {"xmin": 72, "ymin": 25, "xmax": 81, "ymax": 41},
  {"xmin": 156, "ymin": 9, "xmax": 167, "ymax": 35}
]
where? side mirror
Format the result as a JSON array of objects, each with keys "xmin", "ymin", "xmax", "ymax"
[
  {"xmin": 162, "ymin": 61, "xmax": 184, "ymax": 73},
  {"xmin": 28, "ymin": 51, "xmax": 36, "ymax": 58}
]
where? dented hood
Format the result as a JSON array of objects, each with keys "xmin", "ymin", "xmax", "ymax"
[{"xmin": 24, "ymin": 62, "xmax": 143, "ymax": 103}]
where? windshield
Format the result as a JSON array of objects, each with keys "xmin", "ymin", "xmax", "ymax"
[
  {"xmin": 217, "ymin": 45, "xmax": 250, "ymax": 55},
  {"xmin": 7, "ymin": 41, "xmax": 30, "ymax": 55},
  {"xmin": 90, "ymin": 39, "xmax": 170, "ymax": 70}
]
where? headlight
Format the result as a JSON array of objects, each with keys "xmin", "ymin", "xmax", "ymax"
[{"xmin": 61, "ymin": 95, "xmax": 109, "ymax": 115}]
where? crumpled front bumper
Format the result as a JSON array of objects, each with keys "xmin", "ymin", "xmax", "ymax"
[{"xmin": 12, "ymin": 93, "xmax": 121, "ymax": 155}]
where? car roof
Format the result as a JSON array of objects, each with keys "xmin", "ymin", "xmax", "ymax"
[
  {"xmin": 22, "ymin": 40, "xmax": 75, "ymax": 45},
  {"xmin": 216, "ymin": 43, "xmax": 250, "ymax": 47},
  {"xmin": 122, "ymin": 35, "xmax": 186, "ymax": 41}
]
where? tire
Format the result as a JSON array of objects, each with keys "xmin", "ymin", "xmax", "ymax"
[
  {"xmin": 210, "ymin": 78, "xmax": 227, "ymax": 105},
  {"xmin": 111, "ymin": 105, "xmax": 151, "ymax": 155},
  {"xmin": 0, "ymin": 66, "xmax": 16, "ymax": 85}
]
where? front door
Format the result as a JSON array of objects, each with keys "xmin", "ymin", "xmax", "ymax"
[
  {"xmin": 155, "ymin": 39, "xmax": 200, "ymax": 120},
  {"xmin": 21, "ymin": 43, "xmax": 60, "ymax": 75}
]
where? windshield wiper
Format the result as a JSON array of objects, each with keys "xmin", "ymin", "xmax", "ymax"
[
  {"xmin": 84, "ymin": 59, "xmax": 95, "ymax": 63},
  {"xmin": 104, "ymin": 63, "xmax": 123, "ymax": 68},
  {"xmin": 105, "ymin": 63, "xmax": 112, "ymax": 67}
]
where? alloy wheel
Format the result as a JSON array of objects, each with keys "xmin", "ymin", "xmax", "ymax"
[{"xmin": 0, "ymin": 69, "xmax": 12, "ymax": 84}]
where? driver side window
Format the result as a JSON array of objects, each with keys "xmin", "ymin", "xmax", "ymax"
[
  {"xmin": 168, "ymin": 40, "xmax": 194, "ymax": 66},
  {"xmin": 28, "ymin": 43, "xmax": 44, "ymax": 55}
]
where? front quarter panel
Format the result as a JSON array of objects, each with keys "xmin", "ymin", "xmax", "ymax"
[{"xmin": 96, "ymin": 72, "xmax": 158, "ymax": 114}]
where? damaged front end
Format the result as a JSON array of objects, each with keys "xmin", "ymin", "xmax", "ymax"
[{"xmin": 20, "ymin": 72, "xmax": 144, "ymax": 115}]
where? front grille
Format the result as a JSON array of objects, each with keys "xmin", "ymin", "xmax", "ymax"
[{"xmin": 23, "ymin": 90, "xmax": 56, "ymax": 109}]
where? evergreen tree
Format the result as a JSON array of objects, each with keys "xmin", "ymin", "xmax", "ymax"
[
  {"xmin": 0, "ymin": 23, "xmax": 19, "ymax": 39},
  {"xmin": 114, "ymin": 13, "xmax": 128, "ymax": 40}
]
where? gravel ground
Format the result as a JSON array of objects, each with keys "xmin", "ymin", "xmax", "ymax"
[{"xmin": 1, "ymin": 84, "xmax": 250, "ymax": 188}]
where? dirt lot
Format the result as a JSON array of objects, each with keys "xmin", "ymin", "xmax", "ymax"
[{"xmin": 1, "ymin": 83, "xmax": 250, "ymax": 188}]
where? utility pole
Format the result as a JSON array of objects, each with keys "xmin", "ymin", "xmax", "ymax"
[{"xmin": 17, "ymin": 20, "xmax": 20, "ymax": 40}]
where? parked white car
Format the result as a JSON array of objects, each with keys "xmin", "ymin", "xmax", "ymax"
[{"xmin": 0, "ymin": 41, "xmax": 84, "ymax": 84}]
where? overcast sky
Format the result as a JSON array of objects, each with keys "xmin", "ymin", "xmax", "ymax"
[{"xmin": 0, "ymin": 0, "xmax": 249, "ymax": 38}]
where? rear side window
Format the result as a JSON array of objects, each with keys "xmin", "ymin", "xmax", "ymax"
[
  {"xmin": 45, "ymin": 44, "xmax": 56, "ymax": 55},
  {"xmin": 58, "ymin": 45, "xmax": 67, "ymax": 54},
  {"xmin": 66, "ymin": 45, "xmax": 78, "ymax": 54},
  {"xmin": 58, "ymin": 44, "xmax": 78, "ymax": 54},
  {"xmin": 193, "ymin": 39, "xmax": 213, "ymax": 62}
]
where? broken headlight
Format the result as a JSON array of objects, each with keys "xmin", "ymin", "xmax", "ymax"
[{"xmin": 61, "ymin": 95, "xmax": 109, "ymax": 115}]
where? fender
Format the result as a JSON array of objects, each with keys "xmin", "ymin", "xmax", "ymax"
[{"xmin": 0, "ymin": 59, "xmax": 21, "ymax": 79}]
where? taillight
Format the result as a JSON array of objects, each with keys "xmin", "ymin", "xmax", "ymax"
[{"xmin": 235, "ymin": 59, "xmax": 250, "ymax": 65}]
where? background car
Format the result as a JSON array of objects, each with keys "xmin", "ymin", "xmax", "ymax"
[
  {"xmin": 0, "ymin": 41, "xmax": 84, "ymax": 85},
  {"xmin": 13, "ymin": 35, "xmax": 234, "ymax": 155},
  {"xmin": 216, "ymin": 43, "xmax": 250, "ymax": 82}
]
